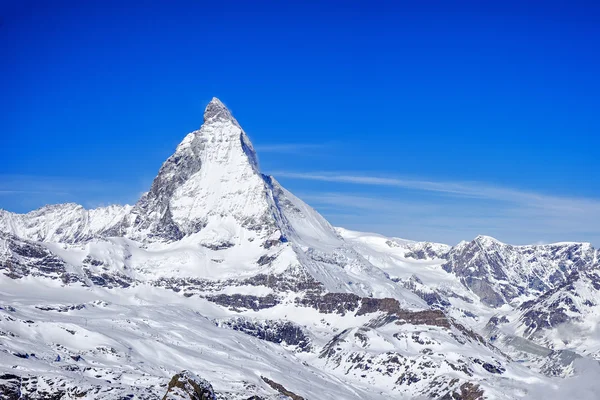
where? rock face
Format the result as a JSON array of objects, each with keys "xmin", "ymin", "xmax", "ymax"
[
  {"xmin": 0, "ymin": 232, "xmax": 77, "ymax": 284},
  {"xmin": 0, "ymin": 203, "xmax": 130, "ymax": 244},
  {"xmin": 442, "ymin": 236, "xmax": 597, "ymax": 307},
  {"xmin": 217, "ymin": 317, "xmax": 312, "ymax": 352},
  {"xmin": 163, "ymin": 371, "xmax": 216, "ymax": 400},
  {"xmin": 0, "ymin": 374, "xmax": 21, "ymax": 400},
  {"xmin": 1, "ymin": 97, "xmax": 600, "ymax": 399},
  {"xmin": 512, "ymin": 269, "xmax": 600, "ymax": 355},
  {"xmin": 126, "ymin": 98, "xmax": 272, "ymax": 242},
  {"xmin": 261, "ymin": 376, "xmax": 304, "ymax": 400}
]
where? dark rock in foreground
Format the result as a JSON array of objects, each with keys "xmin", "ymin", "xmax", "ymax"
[{"xmin": 162, "ymin": 371, "xmax": 216, "ymax": 400}]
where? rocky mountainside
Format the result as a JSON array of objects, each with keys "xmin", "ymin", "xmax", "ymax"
[
  {"xmin": 442, "ymin": 235, "xmax": 597, "ymax": 307},
  {"xmin": 1, "ymin": 98, "xmax": 600, "ymax": 399}
]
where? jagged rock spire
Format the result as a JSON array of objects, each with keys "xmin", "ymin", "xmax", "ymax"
[
  {"xmin": 203, "ymin": 97, "xmax": 236, "ymax": 125},
  {"xmin": 123, "ymin": 97, "xmax": 269, "ymax": 241}
]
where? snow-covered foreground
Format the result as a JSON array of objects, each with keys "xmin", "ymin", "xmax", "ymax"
[
  {"xmin": 1, "ymin": 275, "xmax": 598, "ymax": 400},
  {"xmin": 2, "ymin": 98, "xmax": 600, "ymax": 399},
  {"xmin": 3, "ymin": 275, "xmax": 600, "ymax": 399},
  {"xmin": 0, "ymin": 277, "xmax": 394, "ymax": 399}
]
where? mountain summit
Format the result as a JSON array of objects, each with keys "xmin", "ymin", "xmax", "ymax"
[
  {"xmin": 204, "ymin": 97, "xmax": 237, "ymax": 123},
  {"xmin": 124, "ymin": 97, "xmax": 265, "ymax": 240}
]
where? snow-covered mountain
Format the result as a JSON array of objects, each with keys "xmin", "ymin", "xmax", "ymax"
[
  {"xmin": 442, "ymin": 236, "xmax": 597, "ymax": 307},
  {"xmin": 1, "ymin": 98, "xmax": 600, "ymax": 399}
]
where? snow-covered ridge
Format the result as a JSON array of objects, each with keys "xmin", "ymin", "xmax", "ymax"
[
  {"xmin": 443, "ymin": 235, "xmax": 597, "ymax": 307},
  {"xmin": 0, "ymin": 203, "xmax": 131, "ymax": 243}
]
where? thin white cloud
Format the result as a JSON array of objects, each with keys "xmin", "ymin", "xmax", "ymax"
[
  {"xmin": 0, "ymin": 190, "xmax": 67, "ymax": 195},
  {"xmin": 275, "ymin": 171, "xmax": 600, "ymax": 216},
  {"xmin": 0, "ymin": 175, "xmax": 143, "ymax": 211},
  {"xmin": 299, "ymin": 193, "xmax": 442, "ymax": 214},
  {"xmin": 281, "ymin": 172, "xmax": 600, "ymax": 246},
  {"xmin": 0, "ymin": 175, "xmax": 113, "ymax": 194},
  {"xmin": 304, "ymin": 192, "xmax": 600, "ymax": 245},
  {"xmin": 254, "ymin": 143, "xmax": 331, "ymax": 154}
]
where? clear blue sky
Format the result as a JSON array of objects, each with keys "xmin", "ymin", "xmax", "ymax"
[{"xmin": 2, "ymin": 0, "xmax": 599, "ymax": 245}]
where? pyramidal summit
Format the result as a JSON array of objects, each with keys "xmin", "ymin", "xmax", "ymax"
[{"xmin": 1, "ymin": 98, "xmax": 599, "ymax": 399}]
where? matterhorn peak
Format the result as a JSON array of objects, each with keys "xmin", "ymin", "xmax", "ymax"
[
  {"xmin": 203, "ymin": 97, "xmax": 237, "ymax": 125},
  {"xmin": 122, "ymin": 97, "xmax": 267, "ymax": 241}
]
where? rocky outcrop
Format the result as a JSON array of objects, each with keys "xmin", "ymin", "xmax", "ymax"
[
  {"xmin": 441, "ymin": 382, "xmax": 484, "ymax": 400},
  {"xmin": 162, "ymin": 371, "xmax": 216, "ymax": 400},
  {"xmin": 0, "ymin": 233, "xmax": 80, "ymax": 284},
  {"xmin": 206, "ymin": 294, "xmax": 278, "ymax": 312},
  {"xmin": 261, "ymin": 376, "xmax": 304, "ymax": 400},
  {"xmin": 442, "ymin": 236, "xmax": 597, "ymax": 307},
  {"xmin": 518, "ymin": 270, "xmax": 600, "ymax": 342},
  {"xmin": 402, "ymin": 242, "xmax": 450, "ymax": 260},
  {"xmin": 217, "ymin": 317, "xmax": 312, "ymax": 352},
  {"xmin": 0, "ymin": 374, "xmax": 21, "ymax": 400}
]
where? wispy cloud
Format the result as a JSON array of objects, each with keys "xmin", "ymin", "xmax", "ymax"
[
  {"xmin": 254, "ymin": 143, "xmax": 332, "ymax": 154},
  {"xmin": 275, "ymin": 171, "xmax": 600, "ymax": 215},
  {"xmin": 281, "ymin": 172, "xmax": 600, "ymax": 246},
  {"xmin": 0, "ymin": 190, "xmax": 69, "ymax": 195},
  {"xmin": 299, "ymin": 192, "xmax": 442, "ymax": 214},
  {"xmin": 0, "ymin": 175, "xmax": 144, "ymax": 212}
]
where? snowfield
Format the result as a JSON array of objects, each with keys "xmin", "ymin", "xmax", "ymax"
[{"xmin": 2, "ymin": 98, "xmax": 600, "ymax": 399}]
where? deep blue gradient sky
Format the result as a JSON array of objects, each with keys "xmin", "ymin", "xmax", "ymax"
[{"xmin": 2, "ymin": 0, "xmax": 599, "ymax": 245}]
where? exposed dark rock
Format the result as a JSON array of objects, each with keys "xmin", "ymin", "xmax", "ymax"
[
  {"xmin": 396, "ymin": 371, "xmax": 421, "ymax": 385},
  {"xmin": 242, "ymin": 271, "xmax": 322, "ymax": 293},
  {"xmin": 206, "ymin": 294, "xmax": 278, "ymax": 311},
  {"xmin": 403, "ymin": 243, "xmax": 449, "ymax": 260},
  {"xmin": 154, "ymin": 269, "xmax": 323, "ymax": 298},
  {"xmin": 400, "ymin": 275, "xmax": 451, "ymax": 308},
  {"xmin": 82, "ymin": 256, "xmax": 103, "ymax": 267},
  {"xmin": 256, "ymin": 255, "xmax": 277, "ymax": 266},
  {"xmin": 441, "ymin": 382, "xmax": 485, "ymax": 400},
  {"xmin": 471, "ymin": 358, "xmax": 505, "ymax": 374},
  {"xmin": 126, "ymin": 124, "xmax": 205, "ymax": 241},
  {"xmin": 262, "ymin": 239, "xmax": 280, "ymax": 249},
  {"xmin": 0, "ymin": 233, "xmax": 79, "ymax": 284},
  {"xmin": 0, "ymin": 374, "xmax": 21, "ymax": 400},
  {"xmin": 442, "ymin": 237, "xmax": 596, "ymax": 307},
  {"xmin": 357, "ymin": 298, "xmax": 453, "ymax": 329},
  {"xmin": 35, "ymin": 304, "xmax": 86, "ymax": 312},
  {"xmin": 218, "ymin": 317, "xmax": 311, "ymax": 351},
  {"xmin": 84, "ymin": 268, "xmax": 132, "ymax": 289},
  {"xmin": 519, "ymin": 270, "xmax": 600, "ymax": 339},
  {"xmin": 486, "ymin": 315, "xmax": 509, "ymax": 328},
  {"xmin": 297, "ymin": 292, "xmax": 360, "ymax": 315},
  {"xmin": 0, "ymin": 375, "xmax": 73, "ymax": 400},
  {"xmin": 162, "ymin": 370, "xmax": 216, "ymax": 400},
  {"xmin": 319, "ymin": 328, "xmax": 353, "ymax": 359},
  {"xmin": 202, "ymin": 242, "xmax": 234, "ymax": 251},
  {"xmin": 260, "ymin": 376, "xmax": 304, "ymax": 400}
]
